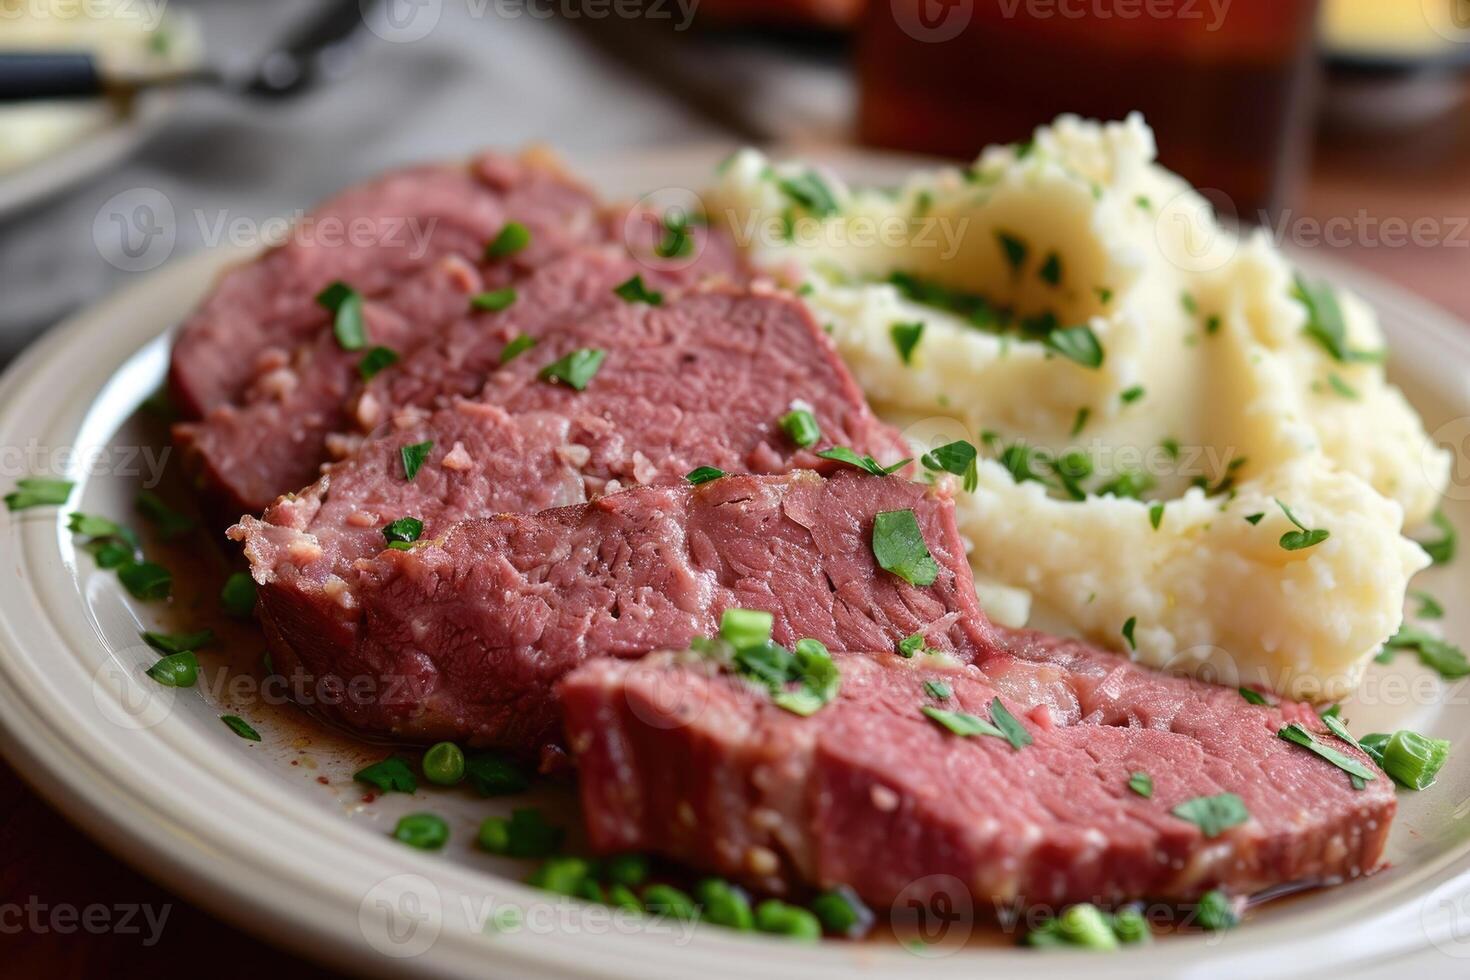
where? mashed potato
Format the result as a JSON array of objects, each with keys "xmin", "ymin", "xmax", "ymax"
[{"xmin": 704, "ymin": 114, "xmax": 1449, "ymax": 700}]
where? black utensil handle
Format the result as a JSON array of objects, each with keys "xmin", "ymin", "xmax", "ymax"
[{"xmin": 0, "ymin": 52, "xmax": 104, "ymax": 102}]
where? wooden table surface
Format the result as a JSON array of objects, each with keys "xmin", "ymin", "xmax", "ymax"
[{"xmin": 3, "ymin": 93, "xmax": 1468, "ymax": 976}]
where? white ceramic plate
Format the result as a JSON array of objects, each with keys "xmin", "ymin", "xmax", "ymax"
[{"xmin": 3, "ymin": 148, "xmax": 1470, "ymax": 979}]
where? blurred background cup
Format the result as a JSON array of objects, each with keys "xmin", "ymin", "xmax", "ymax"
[{"xmin": 857, "ymin": 0, "xmax": 1324, "ymax": 221}]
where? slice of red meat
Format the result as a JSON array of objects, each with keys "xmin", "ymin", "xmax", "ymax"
[
  {"xmin": 169, "ymin": 151, "xmax": 601, "ymax": 419},
  {"xmin": 169, "ymin": 155, "xmax": 748, "ymax": 518},
  {"xmin": 558, "ymin": 645, "xmax": 1395, "ymax": 908},
  {"xmin": 233, "ymin": 471, "xmax": 950, "ymax": 751}
]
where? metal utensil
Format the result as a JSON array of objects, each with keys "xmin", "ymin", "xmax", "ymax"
[{"xmin": 0, "ymin": 0, "xmax": 377, "ymax": 103}]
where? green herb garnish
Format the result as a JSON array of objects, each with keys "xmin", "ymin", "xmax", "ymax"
[
  {"xmin": 316, "ymin": 281, "xmax": 366, "ymax": 351},
  {"xmin": 220, "ymin": 572, "xmax": 256, "ymax": 619},
  {"xmin": 1044, "ymin": 324, "xmax": 1104, "ymax": 368},
  {"xmin": 538, "ymin": 348, "xmax": 606, "ymax": 390},
  {"xmin": 872, "ymin": 509, "xmax": 939, "ymax": 587},
  {"xmin": 1358, "ymin": 730, "xmax": 1450, "ymax": 790},
  {"xmin": 613, "ymin": 275, "xmax": 663, "ymax": 305},
  {"xmin": 777, "ymin": 171, "xmax": 838, "ymax": 217},
  {"xmin": 1418, "ymin": 509, "xmax": 1456, "ymax": 565},
  {"xmin": 996, "ymin": 231, "xmax": 1028, "ymax": 273},
  {"xmin": 220, "ymin": 714, "xmax": 261, "ymax": 741},
  {"xmin": 135, "ymin": 490, "xmax": 195, "ymax": 540},
  {"xmin": 354, "ymin": 756, "xmax": 417, "ymax": 793},
  {"xmin": 1171, "ymin": 792, "xmax": 1248, "ymax": 838},
  {"xmin": 817, "ymin": 446, "xmax": 909, "ymax": 477},
  {"xmin": 143, "ymin": 629, "xmax": 215, "ymax": 654},
  {"xmin": 779, "ymin": 408, "xmax": 821, "ymax": 449},
  {"xmin": 485, "ymin": 221, "xmax": 530, "ymax": 259},
  {"xmin": 1377, "ymin": 627, "xmax": 1470, "ymax": 679},
  {"xmin": 400, "ymin": 440, "xmax": 433, "ymax": 481},
  {"xmin": 1121, "ymin": 616, "xmax": 1137, "ymax": 650},
  {"xmin": 1275, "ymin": 498, "xmax": 1329, "ymax": 551},
  {"xmin": 1128, "ymin": 771, "xmax": 1153, "ymax": 798},
  {"xmin": 146, "ymin": 650, "xmax": 198, "ymax": 688},
  {"xmin": 5, "ymin": 477, "xmax": 74, "ymax": 511},
  {"xmin": 499, "ymin": 333, "xmax": 536, "ymax": 364},
  {"xmin": 890, "ymin": 321, "xmax": 925, "ymax": 364},
  {"xmin": 357, "ymin": 345, "xmax": 398, "ymax": 379},
  {"xmin": 685, "ymin": 466, "xmax": 725, "ymax": 485},
  {"xmin": 1039, "ymin": 252, "xmax": 1062, "ymax": 287},
  {"xmin": 382, "ymin": 516, "xmax": 424, "ymax": 550},
  {"xmin": 920, "ymin": 440, "xmax": 978, "ymax": 493},
  {"xmin": 471, "ymin": 287, "xmax": 518, "ymax": 312},
  {"xmin": 1149, "ymin": 501, "xmax": 1164, "ymax": 530},
  {"xmin": 923, "ymin": 679, "xmax": 952, "ymax": 700},
  {"xmin": 1412, "ymin": 590, "xmax": 1444, "ymax": 619},
  {"xmin": 118, "ymin": 561, "xmax": 172, "ymax": 601},
  {"xmin": 1278, "ymin": 723, "xmax": 1376, "ymax": 785},
  {"xmin": 478, "ymin": 807, "xmax": 564, "ymax": 858}
]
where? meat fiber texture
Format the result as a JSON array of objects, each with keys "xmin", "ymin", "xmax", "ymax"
[
  {"xmin": 559, "ymin": 641, "xmax": 1395, "ymax": 909},
  {"xmin": 235, "ymin": 471, "xmax": 953, "ymax": 750},
  {"xmin": 169, "ymin": 150, "xmax": 745, "ymax": 518}
]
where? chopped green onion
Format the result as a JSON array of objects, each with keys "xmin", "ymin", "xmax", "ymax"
[
  {"xmin": 393, "ymin": 812, "xmax": 449, "ymax": 850},
  {"xmin": 1360, "ymin": 730, "xmax": 1451, "ymax": 790},
  {"xmin": 989, "ymin": 697, "xmax": 1032, "ymax": 749},
  {"xmin": 477, "ymin": 807, "xmax": 564, "ymax": 858},
  {"xmin": 471, "ymin": 287, "xmax": 518, "ymax": 312},
  {"xmin": 922, "ymin": 705, "xmax": 1003, "ymax": 738},
  {"xmin": 220, "ymin": 714, "xmax": 260, "ymax": 742},
  {"xmin": 779, "ymin": 408, "xmax": 821, "ymax": 449},
  {"xmin": 754, "ymin": 899, "xmax": 820, "ymax": 939},
  {"xmin": 720, "ymin": 608, "xmax": 774, "ymax": 649},
  {"xmin": 1239, "ymin": 687, "xmax": 1269, "ymax": 706},
  {"xmin": 1294, "ymin": 273, "xmax": 1384, "ymax": 364},
  {"xmin": 145, "ymin": 650, "xmax": 198, "ymax": 688},
  {"xmin": 1149, "ymin": 501, "xmax": 1164, "ymax": 530},
  {"xmin": 1277, "ymin": 723, "xmax": 1376, "ymax": 785},
  {"xmin": 422, "ymin": 741, "xmax": 466, "ymax": 785},
  {"xmin": 897, "ymin": 632, "xmax": 926, "ymax": 658}
]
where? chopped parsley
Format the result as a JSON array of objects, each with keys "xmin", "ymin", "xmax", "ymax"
[
  {"xmin": 920, "ymin": 440, "xmax": 978, "ymax": 493},
  {"xmin": 1094, "ymin": 286, "xmax": 1114, "ymax": 305},
  {"xmin": 897, "ymin": 632, "xmax": 926, "ymax": 658},
  {"xmin": 382, "ymin": 516, "xmax": 424, "ymax": 550},
  {"xmin": 708, "ymin": 613, "xmax": 842, "ymax": 717},
  {"xmin": 1376, "ymin": 627, "xmax": 1470, "ymax": 679},
  {"xmin": 889, "ymin": 321, "xmax": 925, "ymax": 364},
  {"xmin": 1278, "ymin": 724, "xmax": 1376, "ymax": 786},
  {"xmin": 1244, "ymin": 512, "xmax": 1265, "ymax": 526},
  {"xmin": 1417, "ymin": 509, "xmax": 1456, "ymax": 566},
  {"xmin": 817, "ymin": 446, "xmax": 910, "ymax": 476},
  {"xmin": 1171, "ymin": 792, "xmax": 1248, "ymax": 838},
  {"xmin": 1160, "ymin": 436, "xmax": 1180, "ymax": 460},
  {"xmin": 685, "ymin": 466, "xmax": 725, "ymax": 485},
  {"xmin": 1070, "ymin": 407, "xmax": 1091, "ymax": 436},
  {"xmin": 1043, "ymin": 324, "xmax": 1104, "ymax": 369},
  {"xmin": 1039, "ymin": 252, "xmax": 1062, "ymax": 287},
  {"xmin": 499, "ymin": 333, "xmax": 537, "ymax": 364},
  {"xmin": 471, "ymin": 287, "xmax": 518, "ymax": 312},
  {"xmin": 358, "ymin": 345, "xmax": 399, "ymax": 379},
  {"xmin": 485, "ymin": 221, "xmax": 531, "ymax": 260},
  {"xmin": 400, "ymin": 440, "xmax": 434, "ymax": 481},
  {"xmin": 1121, "ymin": 616, "xmax": 1137, "ymax": 650},
  {"xmin": 221, "ymin": 714, "xmax": 261, "ymax": 742},
  {"xmin": 923, "ymin": 679, "xmax": 951, "ymax": 700},
  {"xmin": 996, "ymin": 231, "xmax": 1028, "ymax": 274},
  {"xmin": 777, "ymin": 171, "xmax": 839, "ymax": 217},
  {"xmin": 1412, "ymin": 590, "xmax": 1444, "ymax": 619},
  {"xmin": 1120, "ymin": 385, "xmax": 1145, "ymax": 404},
  {"xmin": 779, "ymin": 408, "xmax": 821, "ymax": 449},
  {"xmin": 613, "ymin": 275, "xmax": 662, "ymax": 306},
  {"xmin": 135, "ymin": 490, "xmax": 195, "ymax": 540},
  {"xmin": 316, "ymin": 281, "xmax": 366, "ymax": 351},
  {"xmin": 1326, "ymin": 372, "xmax": 1357, "ymax": 399},
  {"xmin": 654, "ymin": 210, "xmax": 694, "ymax": 258},
  {"xmin": 1127, "ymin": 772, "xmax": 1153, "ymax": 798},
  {"xmin": 1149, "ymin": 501, "xmax": 1164, "ymax": 530},
  {"xmin": 1180, "ymin": 292, "xmax": 1198, "ymax": 316},
  {"xmin": 1294, "ymin": 273, "xmax": 1384, "ymax": 364},
  {"xmin": 220, "ymin": 572, "xmax": 257, "ymax": 618},
  {"xmin": 1095, "ymin": 469, "xmax": 1154, "ymax": 500},
  {"xmin": 538, "ymin": 348, "xmax": 606, "ymax": 390},
  {"xmin": 872, "ymin": 509, "xmax": 939, "ymax": 587},
  {"xmin": 1205, "ymin": 315, "xmax": 1221, "ymax": 335},
  {"xmin": 355, "ymin": 756, "xmax": 417, "ymax": 793},
  {"xmin": 921, "ymin": 697, "xmax": 1029, "ymax": 749},
  {"xmin": 1275, "ymin": 498, "xmax": 1329, "ymax": 551},
  {"xmin": 118, "ymin": 561, "xmax": 172, "ymax": 601},
  {"xmin": 5, "ymin": 477, "xmax": 73, "ymax": 511}
]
